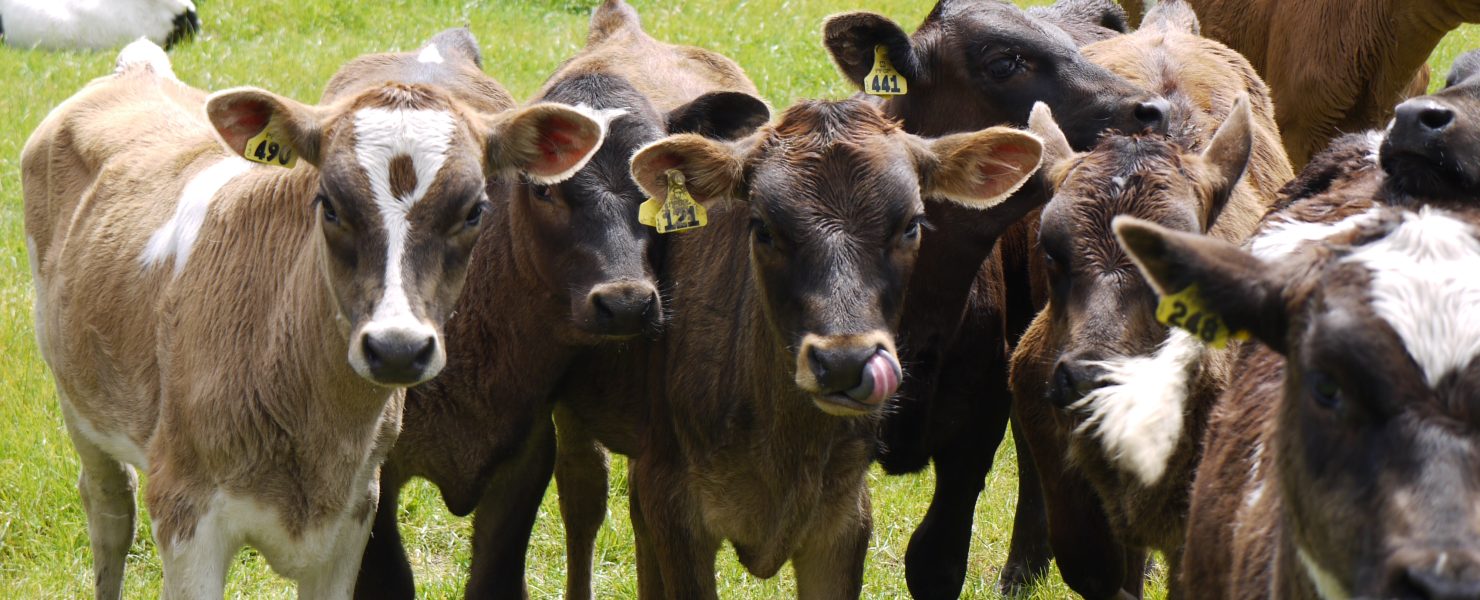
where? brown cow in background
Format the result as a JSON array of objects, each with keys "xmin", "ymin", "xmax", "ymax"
[
  {"xmin": 1011, "ymin": 1, "xmax": 1291, "ymax": 596},
  {"xmin": 1126, "ymin": 0, "xmax": 1480, "ymax": 167}
]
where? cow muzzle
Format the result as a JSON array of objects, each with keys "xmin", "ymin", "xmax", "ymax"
[
  {"xmin": 577, "ymin": 279, "xmax": 661, "ymax": 339},
  {"xmin": 349, "ymin": 320, "xmax": 445, "ymax": 386},
  {"xmin": 796, "ymin": 332, "xmax": 902, "ymax": 417}
]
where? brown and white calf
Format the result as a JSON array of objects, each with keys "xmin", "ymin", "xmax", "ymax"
[
  {"xmin": 549, "ymin": 98, "xmax": 1043, "ymax": 598},
  {"xmin": 1008, "ymin": 3, "xmax": 1292, "ymax": 593},
  {"xmin": 1121, "ymin": 202, "xmax": 1480, "ymax": 599},
  {"xmin": 21, "ymin": 33, "xmax": 605, "ymax": 598},
  {"xmin": 354, "ymin": 3, "xmax": 769, "ymax": 598}
]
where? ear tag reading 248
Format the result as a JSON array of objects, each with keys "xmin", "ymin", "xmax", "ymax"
[
  {"xmin": 1156, "ymin": 284, "xmax": 1250, "ymax": 349},
  {"xmin": 865, "ymin": 44, "xmax": 908, "ymax": 97},
  {"xmin": 244, "ymin": 124, "xmax": 297, "ymax": 169},
  {"xmin": 639, "ymin": 169, "xmax": 707, "ymax": 234}
]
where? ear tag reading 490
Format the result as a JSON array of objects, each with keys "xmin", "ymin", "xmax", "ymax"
[
  {"xmin": 1156, "ymin": 284, "xmax": 1250, "ymax": 349},
  {"xmin": 865, "ymin": 44, "xmax": 908, "ymax": 96},
  {"xmin": 640, "ymin": 169, "xmax": 707, "ymax": 234},
  {"xmin": 244, "ymin": 124, "xmax": 297, "ymax": 169}
]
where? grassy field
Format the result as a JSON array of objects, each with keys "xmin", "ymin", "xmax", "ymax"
[{"xmin": 1, "ymin": 1, "xmax": 1475, "ymax": 598}]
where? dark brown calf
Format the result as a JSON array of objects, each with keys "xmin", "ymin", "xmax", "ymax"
[
  {"xmin": 352, "ymin": 7, "xmax": 768, "ymax": 598},
  {"xmin": 552, "ymin": 98, "xmax": 1043, "ymax": 599},
  {"xmin": 822, "ymin": 1, "xmax": 1168, "ymax": 595}
]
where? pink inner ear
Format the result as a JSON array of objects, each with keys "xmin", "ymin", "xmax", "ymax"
[
  {"xmin": 976, "ymin": 143, "xmax": 1038, "ymax": 197},
  {"xmin": 531, "ymin": 116, "xmax": 596, "ymax": 177},
  {"xmin": 217, "ymin": 99, "xmax": 271, "ymax": 155}
]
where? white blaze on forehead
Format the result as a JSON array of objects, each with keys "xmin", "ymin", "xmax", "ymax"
[
  {"xmin": 1070, "ymin": 328, "xmax": 1205, "ymax": 486},
  {"xmin": 416, "ymin": 44, "xmax": 444, "ymax": 64},
  {"xmin": 1346, "ymin": 207, "xmax": 1480, "ymax": 388},
  {"xmin": 140, "ymin": 156, "xmax": 254, "ymax": 275},
  {"xmin": 1249, "ymin": 208, "xmax": 1381, "ymax": 262},
  {"xmin": 352, "ymin": 107, "xmax": 456, "ymax": 332}
]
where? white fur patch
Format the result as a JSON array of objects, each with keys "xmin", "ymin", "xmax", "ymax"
[
  {"xmin": 1248, "ymin": 208, "xmax": 1381, "ymax": 262},
  {"xmin": 115, "ymin": 37, "xmax": 175, "ymax": 79},
  {"xmin": 1297, "ymin": 545, "xmax": 1351, "ymax": 600},
  {"xmin": 3, "ymin": 0, "xmax": 196, "ymax": 51},
  {"xmin": 416, "ymin": 44, "xmax": 444, "ymax": 64},
  {"xmin": 1070, "ymin": 329, "xmax": 1205, "ymax": 486},
  {"xmin": 60, "ymin": 400, "xmax": 149, "ymax": 470},
  {"xmin": 347, "ymin": 107, "xmax": 454, "ymax": 377},
  {"xmin": 1243, "ymin": 442, "xmax": 1265, "ymax": 509},
  {"xmin": 140, "ymin": 156, "xmax": 254, "ymax": 275},
  {"xmin": 1347, "ymin": 208, "xmax": 1480, "ymax": 387}
]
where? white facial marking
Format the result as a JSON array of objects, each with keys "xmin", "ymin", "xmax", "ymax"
[
  {"xmin": 1070, "ymin": 328, "xmax": 1205, "ymax": 486},
  {"xmin": 416, "ymin": 44, "xmax": 444, "ymax": 64},
  {"xmin": 1347, "ymin": 208, "xmax": 1480, "ymax": 387},
  {"xmin": 1248, "ymin": 208, "xmax": 1382, "ymax": 262},
  {"xmin": 141, "ymin": 156, "xmax": 254, "ymax": 275},
  {"xmin": 1297, "ymin": 545, "xmax": 1351, "ymax": 600},
  {"xmin": 348, "ymin": 107, "xmax": 455, "ymax": 378}
]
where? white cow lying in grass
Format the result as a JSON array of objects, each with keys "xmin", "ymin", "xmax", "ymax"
[{"xmin": 1, "ymin": 0, "xmax": 199, "ymax": 50}]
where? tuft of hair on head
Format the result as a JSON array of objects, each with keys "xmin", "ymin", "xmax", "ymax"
[{"xmin": 115, "ymin": 37, "xmax": 176, "ymax": 80}]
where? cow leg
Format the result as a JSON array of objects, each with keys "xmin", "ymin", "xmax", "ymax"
[
  {"xmin": 354, "ymin": 464, "xmax": 414, "ymax": 600},
  {"xmin": 464, "ymin": 421, "xmax": 556, "ymax": 600},
  {"xmin": 904, "ymin": 425, "xmax": 1003, "ymax": 599},
  {"xmin": 298, "ymin": 488, "xmax": 378, "ymax": 600},
  {"xmin": 554, "ymin": 406, "xmax": 610, "ymax": 600},
  {"xmin": 630, "ymin": 458, "xmax": 720, "ymax": 600},
  {"xmin": 68, "ymin": 422, "xmax": 137, "ymax": 600},
  {"xmin": 794, "ymin": 493, "xmax": 870, "ymax": 600},
  {"xmin": 628, "ymin": 482, "xmax": 665, "ymax": 599},
  {"xmin": 1119, "ymin": 547, "xmax": 1148, "ymax": 600},
  {"xmin": 157, "ymin": 505, "xmax": 233, "ymax": 600},
  {"xmin": 999, "ymin": 420, "xmax": 1055, "ymax": 594}
]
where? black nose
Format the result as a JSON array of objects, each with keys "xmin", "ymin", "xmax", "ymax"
[
  {"xmin": 362, "ymin": 331, "xmax": 437, "ymax": 385},
  {"xmin": 588, "ymin": 282, "xmax": 659, "ymax": 337},
  {"xmin": 1134, "ymin": 97, "xmax": 1172, "ymax": 135},
  {"xmin": 1399, "ymin": 565, "xmax": 1480, "ymax": 600},
  {"xmin": 809, "ymin": 345, "xmax": 878, "ymax": 395},
  {"xmin": 1050, "ymin": 357, "xmax": 1107, "ymax": 408},
  {"xmin": 1395, "ymin": 99, "xmax": 1457, "ymax": 138}
]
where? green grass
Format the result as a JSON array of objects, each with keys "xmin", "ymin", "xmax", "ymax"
[{"xmin": 0, "ymin": 1, "xmax": 1474, "ymax": 597}]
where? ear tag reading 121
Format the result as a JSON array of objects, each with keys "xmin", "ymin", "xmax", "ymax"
[
  {"xmin": 640, "ymin": 169, "xmax": 707, "ymax": 234},
  {"xmin": 1156, "ymin": 284, "xmax": 1250, "ymax": 349},
  {"xmin": 243, "ymin": 124, "xmax": 298, "ymax": 169},
  {"xmin": 864, "ymin": 44, "xmax": 907, "ymax": 96}
]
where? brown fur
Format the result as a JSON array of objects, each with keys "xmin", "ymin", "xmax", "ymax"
[
  {"xmin": 1155, "ymin": 0, "xmax": 1480, "ymax": 167},
  {"xmin": 24, "ymin": 32, "xmax": 602, "ymax": 598},
  {"xmin": 353, "ymin": 4, "xmax": 769, "ymax": 599},
  {"xmin": 1009, "ymin": 8, "xmax": 1291, "ymax": 595}
]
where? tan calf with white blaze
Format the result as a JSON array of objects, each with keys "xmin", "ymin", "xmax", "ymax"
[{"xmin": 22, "ymin": 37, "xmax": 606, "ymax": 599}]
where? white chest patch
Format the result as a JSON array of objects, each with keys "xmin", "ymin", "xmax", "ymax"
[
  {"xmin": 352, "ymin": 108, "xmax": 455, "ymax": 331},
  {"xmin": 1347, "ymin": 208, "xmax": 1480, "ymax": 387},
  {"xmin": 140, "ymin": 156, "xmax": 253, "ymax": 275}
]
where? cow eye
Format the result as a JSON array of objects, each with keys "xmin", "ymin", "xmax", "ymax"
[
  {"xmin": 987, "ymin": 55, "xmax": 1022, "ymax": 80},
  {"xmin": 531, "ymin": 184, "xmax": 555, "ymax": 203},
  {"xmin": 1308, "ymin": 371, "xmax": 1342, "ymax": 410},
  {"xmin": 465, "ymin": 200, "xmax": 489, "ymax": 228},
  {"xmin": 902, "ymin": 216, "xmax": 927, "ymax": 243},
  {"xmin": 316, "ymin": 194, "xmax": 339, "ymax": 224},
  {"xmin": 751, "ymin": 218, "xmax": 774, "ymax": 246}
]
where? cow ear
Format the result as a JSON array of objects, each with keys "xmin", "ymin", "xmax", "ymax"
[
  {"xmin": 485, "ymin": 103, "xmax": 612, "ymax": 184},
  {"xmin": 823, "ymin": 11, "xmax": 922, "ymax": 90},
  {"xmin": 206, "ymin": 87, "xmax": 329, "ymax": 166},
  {"xmin": 1028, "ymin": 102, "xmax": 1077, "ymax": 185},
  {"xmin": 630, "ymin": 133, "xmax": 746, "ymax": 208},
  {"xmin": 665, "ymin": 91, "xmax": 770, "ymax": 140},
  {"xmin": 1196, "ymin": 95, "xmax": 1254, "ymax": 231},
  {"xmin": 1142, "ymin": 0, "xmax": 1201, "ymax": 34},
  {"xmin": 1114, "ymin": 216, "xmax": 1290, "ymax": 353},
  {"xmin": 922, "ymin": 127, "xmax": 1044, "ymax": 209}
]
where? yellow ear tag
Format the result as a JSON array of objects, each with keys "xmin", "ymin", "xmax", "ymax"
[
  {"xmin": 1156, "ymin": 284, "xmax": 1251, "ymax": 349},
  {"xmin": 864, "ymin": 44, "xmax": 908, "ymax": 97},
  {"xmin": 648, "ymin": 169, "xmax": 707, "ymax": 234},
  {"xmin": 243, "ymin": 124, "xmax": 298, "ymax": 169},
  {"xmin": 638, "ymin": 196, "xmax": 662, "ymax": 228}
]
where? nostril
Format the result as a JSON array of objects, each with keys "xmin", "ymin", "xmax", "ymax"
[
  {"xmin": 1134, "ymin": 98, "xmax": 1170, "ymax": 131},
  {"xmin": 412, "ymin": 336, "xmax": 436, "ymax": 369},
  {"xmin": 1420, "ymin": 106, "xmax": 1456, "ymax": 131},
  {"xmin": 362, "ymin": 336, "xmax": 383, "ymax": 369},
  {"xmin": 593, "ymin": 294, "xmax": 615, "ymax": 320},
  {"xmin": 808, "ymin": 347, "xmax": 828, "ymax": 383}
]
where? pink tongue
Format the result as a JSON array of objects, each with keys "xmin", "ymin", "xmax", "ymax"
[{"xmin": 862, "ymin": 352, "xmax": 901, "ymax": 406}]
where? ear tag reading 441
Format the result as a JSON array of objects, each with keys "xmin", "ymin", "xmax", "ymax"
[
  {"xmin": 865, "ymin": 44, "xmax": 908, "ymax": 97},
  {"xmin": 639, "ymin": 169, "xmax": 707, "ymax": 234},
  {"xmin": 1156, "ymin": 284, "xmax": 1250, "ymax": 349},
  {"xmin": 244, "ymin": 123, "xmax": 297, "ymax": 169}
]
